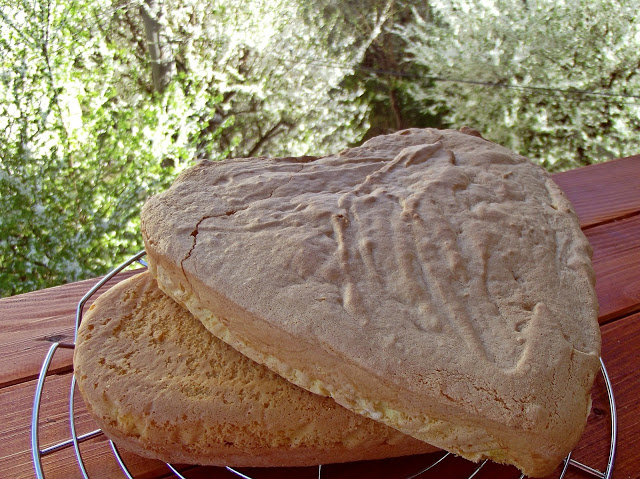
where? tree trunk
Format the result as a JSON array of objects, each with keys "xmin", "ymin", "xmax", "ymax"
[
  {"xmin": 389, "ymin": 85, "xmax": 404, "ymax": 131},
  {"xmin": 140, "ymin": 0, "xmax": 174, "ymax": 93}
]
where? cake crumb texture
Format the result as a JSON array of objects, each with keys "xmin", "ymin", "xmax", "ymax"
[{"xmin": 74, "ymin": 272, "xmax": 437, "ymax": 466}]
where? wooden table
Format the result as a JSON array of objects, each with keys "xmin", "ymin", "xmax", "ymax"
[{"xmin": 1, "ymin": 155, "xmax": 639, "ymax": 479}]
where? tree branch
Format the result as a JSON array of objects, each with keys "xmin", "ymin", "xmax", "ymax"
[
  {"xmin": 246, "ymin": 119, "xmax": 289, "ymax": 157},
  {"xmin": 140, "ymin": 0, "xmax": 174, "ymax": 93}
]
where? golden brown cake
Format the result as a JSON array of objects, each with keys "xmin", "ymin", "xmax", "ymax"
[
  {"xmin": 140, "ymin": 128, "xmax": 601, "ymax": 476},
  {"xmin": 74, "ymin": 272, "xmax": 437, "ymax": 466}
]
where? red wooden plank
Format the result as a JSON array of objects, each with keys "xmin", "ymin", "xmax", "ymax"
[
  {"xmin": 552, "ymin": 154, "xmax": 640, "ymax": 228},
  {"xmin": 567, "ymin": 312, "xmax": 640, "ymax": 479},
  {"xmin": 0, "ymin": 372, "xmax": 179, "ymax": 479},
  {"xmin": 0, "ymin": 268, "xmax": 143, "ymax": 388},
  {"xmin": 586, "ymin": 214, "xmax": 640, "ymax": 323}
]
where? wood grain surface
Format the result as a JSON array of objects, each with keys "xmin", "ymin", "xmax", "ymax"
[
  {"xmin": 2, "ymin": 155, "xmax": 639, "ymax": 479},
  {"xmin": 0, "ymin": 268, "xmax": 142, "ymax": 389},
  {"xmin": 552, "ymin": 154, "xmax": 640, "ymax": 229},
  {"xmin": 587, "ymin": 214, "xmax": 640, "ymax": 323}
]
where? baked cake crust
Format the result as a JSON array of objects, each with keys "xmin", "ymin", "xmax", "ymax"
[
  {"xmin": 141, "ymin": 128, "xmax": 601, "ymax": 476},
  {"xmin": 74, "ymin": 272, "xmax": 437, "ymax": 466}
]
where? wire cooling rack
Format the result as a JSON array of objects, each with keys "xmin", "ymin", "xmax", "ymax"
[{"xmin": 32, "ymin": 251, "xmax": 617, "ymax": 479}]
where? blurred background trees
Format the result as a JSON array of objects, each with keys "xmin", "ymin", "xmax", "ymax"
[
  {"xmin": 1, "ymin": 0, "xmax": 639, "ymax": 296},
  {"xmin": 398, "ymin": 0, "xmax": 640, "ymax": 171}
]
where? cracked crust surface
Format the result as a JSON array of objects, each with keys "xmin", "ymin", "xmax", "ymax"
[
  {"xmin": 141, "ymin": 128, "xmax": 601, "ymax": 476},
  {"xmin": 74, "ymin": 272, "xmax": 437, "ymax": 466}
]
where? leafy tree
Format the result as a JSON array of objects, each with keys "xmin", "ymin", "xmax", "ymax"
[
  {"xmin": 165, "ymin": 0, "xmax": 380, "ymax": 159},
  {"xmin": 0, "ymin": 0, "xmax": 375, "ymax": 296},
  {"xmin": 7, "ymin": 0, "xmax": 636, "ymax": 297},
  {"xmin": 298, "ymin": 0, "xmax": 443, "ymax": 142},
  {"xmin": 397, "ymin": 0, "xmax": 640, "ymax": 170},
  {"xmin": 0, "ymin": 0, "xmax": 190, "ymax": 296}
]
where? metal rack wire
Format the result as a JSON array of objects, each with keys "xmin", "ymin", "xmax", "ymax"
[{"xmin": 31, "ymin": 251, "xmax": 617, "ymax": 479}]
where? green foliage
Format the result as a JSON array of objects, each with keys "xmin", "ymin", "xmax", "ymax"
[
  {"xmin": 3, "ymin": 0, "xmax": 640, "ymax": 296},
  {"xmin": 0, "ymin": 0, "xmax": 187, "ymax": 296},
  {"xmin": 298, "ymin": 0, "xmax": 443, "ymax": 142},
  {"xmin": 0, "ymin": 0, "xmax": 372, "ymax": 296},
  {"xmin": 159, "ymin": 0, "xmax": 372, "ymax": 158},
  {"xmin": 398, "ymin": 0, "xmax": 640, "ymax": 171}
]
